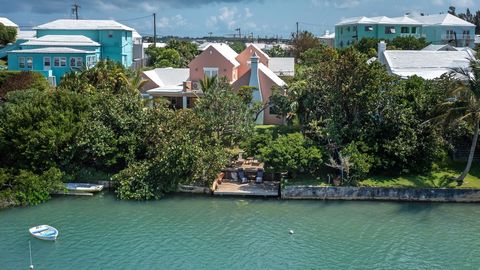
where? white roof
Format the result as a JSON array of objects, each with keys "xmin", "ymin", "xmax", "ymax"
[
  {"xmin": 21, "ymin": 35, "xmax": 100, "ymax": 47},
  {"xmin": 382, "ymin": 50, "xmax": 473, "ymax": 79},
  {"xmin": 9, "ymin": 47, "xmax": 96, "ymax": 54},
  {"xmin": 409, "ymin": 13, "xmax": 475, "ymax": 27},
  {"xmin": 35, "ymin": 19, "xmax": 134, "ymax": 31},
  {"xmin": 422, "ymin": 44, "xmax": 457, "ymax": 51},
  {"xmin": 319, "ymin": 32, "xmax": 335, "ymax": 39},
  {"xmin": 337, "ymin": 13, "xmax": 473, "ymax": 27},
  {"xmin": 258, "ymin": 63, "xmax": 286, "ymax": 87},
  {"xmin": 143, "ymin": 42, "xmax": 166, "ymax": 49},
  {"xmin": 17, "ymin": 31, "xmax": 36, "ymax": 40},
  {"xmin": 0, "ymin": 17, "xmax": 18, "ymax": 28},
  {"xmin": 132, "ymin": 31, "xmax": 142, "ymax": 39},
  {"xmin": 475, "ymin": 35, "xmax": 480, "ymax": 44},
  {"xmin": 143, "ymin": 68, "xmax": 190, "ymax": 88},
  {"xmin": 204, "ymin": 43, "xmax": 240, "ymax": 67},
  {"xmin": 269, "ymin": 57, "xmax": 295, "ymax": 76}
]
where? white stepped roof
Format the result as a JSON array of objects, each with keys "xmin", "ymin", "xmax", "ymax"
[
  {"xmin": 204, "ymin": 43, "xmax": 240, "ymax": 67},
  {"xmin": 22, "ymin": 35, "xmax": 100, "ymax": 46},
  {"xmin": 269, "ymin": 57, "xmax": 295, "ymax": 76},
  {"xmin": 35, "ymin": 19, "xmax": 134, "ymax": 31},
  {"xmin": 143, "ymin": 68, "xmax": 190, "ymax": 88},
  {"xmin": 258, "ymin": 63, "xmax": 286, "ymax": 87},
  {"xmin": 17, "ymin": 31, "xmax": 36, "ymax": 40},
  {"xmin": 0, "ymin": 17, "xmax": 18, "ymax": 27},
  {"xmin": 9, "ymin": 47, "xmax": 96, "ymax": 54},
  {"xmin": 382, "ymin": 50, "xmax": 473, "ymax": 79},
  {"xmin": 409, "ymin": 13, "xmax": 475, "ymax": 27},
  {"xmin": 337, "ymin": 13, "xmax": 473, "ymax": 27}
]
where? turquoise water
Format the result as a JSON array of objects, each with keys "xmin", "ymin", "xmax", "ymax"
[{"xmin": 1, "ymin": 193, "xmax": 479, "ymax": 270}]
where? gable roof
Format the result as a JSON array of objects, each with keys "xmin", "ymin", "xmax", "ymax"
[
  {"xmin": 143, "ymin": 68, "xmax": 190, "ymax": 88},
  {"xmin": 34, "ymin": 19, "xmax": 134, "ymax": 31},
  {"xmin": 203, "ymin": 43, "xmax": 240, "ymax": 67},
  {"xmin": 337, "ymin": 13, "xmax": 473, "ymax": 27},
  {"xmin": 0, "ymin": 17, "xmax": 18, "ymax": 28},
  {"xmin": 382, "ymin": 50, "xmax": 473, "ymax": 79},
  {"xmin": 258, "ymin": 63, "xmax": 286, "ymax": 87},
  {"xmin": 244, "ymin": 43, "xmax": 270, "ymax": 59},
  {"xmin": 21, "ymin": 35, "xmax": 100, "ymax": 47}
]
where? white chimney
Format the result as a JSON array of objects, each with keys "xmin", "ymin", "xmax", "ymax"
[
  {"xmin": 248, "ymin": 52, "xmax": 264, "ymax": 125},
  {"xmin": 377, "ymin": 41, "xmax": 387, "ymax": 62}
]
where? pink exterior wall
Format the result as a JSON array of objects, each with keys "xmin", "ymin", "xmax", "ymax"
[
  {"xmin": 188, "ymin": 47, "xmax": 237, "ymax": 82},
  {"xmin": 236, "ymin": 45, "xmax": 269, "ymax": 78},
  {"xmin": 232, "ymin": 70, "xmax": 284, "ymax": 125},
  {"xmin": 140, "ymin": 73, "xmax": 158, "ymax": 92}
]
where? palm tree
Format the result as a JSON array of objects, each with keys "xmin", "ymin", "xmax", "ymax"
[
  {"xmin": 199, "ymin": 75, "xmax": 217, "ymax": 92},
  {"xmin": 433, "ymin": 59, "xmax": 480, "ymax": 185}
]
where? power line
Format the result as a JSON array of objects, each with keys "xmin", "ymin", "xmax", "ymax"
[{"xmin": 117, "ymin": 15, "xmax": 153, "ymax": 22}]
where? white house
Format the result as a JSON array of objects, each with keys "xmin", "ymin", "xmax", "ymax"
[{"xmin": 377, "ymin": 41, "xmax": 475, "ymax": 80}]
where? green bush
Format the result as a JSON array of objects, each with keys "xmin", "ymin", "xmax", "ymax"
[
  {"xmin": 340, "ymin": 142, "xmax": 373, "ymax": 182},
  {"xmin": 241, "ymin": 130, "xmax": 273, "ymax": 157},
  {"xmin": 259, "ymin": 132, "xmax": 323, "ymax": 176},
  {"xmin": 0, "ymin": 71, "xmax": 51, "ymax": 100}
]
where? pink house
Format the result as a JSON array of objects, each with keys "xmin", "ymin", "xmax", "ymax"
[{"xmin": 142, "ymin": 43, "xmax": 287, "ymax": 125}]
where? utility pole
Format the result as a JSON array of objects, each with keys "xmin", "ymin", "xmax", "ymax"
[
  {"xmin": 235, "ymin": 28, "xmax": 241, "ymax": 40},
  {"xmin": 208, "ymin": 32, "xmax": 213, "ymax": 39},
  {"xmin": 153, "ymin": 13, "xmax": 157, "ymax": 47},
  {"xmin": 72, "ymin": 3, "xmax": 80, "ymax": 20},
  {"xmin": 296, "ymin": 22, "xmax": 299, "ymax": 38}
]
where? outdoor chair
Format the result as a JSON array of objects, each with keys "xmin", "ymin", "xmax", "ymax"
[
  {"xmin": 255, "ymin": 169, "xmax": 264, "ymax": 183},
  {"xmin": 237, "ymin": 168, "xmax": 248, "ymax": 183}
]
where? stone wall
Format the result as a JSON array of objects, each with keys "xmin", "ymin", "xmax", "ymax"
[{"xmin": 282, "ymin": 186, "xmax": 480, "ymax": 202}]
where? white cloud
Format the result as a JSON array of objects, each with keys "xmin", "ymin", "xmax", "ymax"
[
  {"xmin": 206, "ymin": 6, "xmax": 238, "ymax": 29},
  {"xmin": 157, "ymin": 14, "xmax": 188, "ymax": 29},
  {"xmin": 312, "ymin": 0, "xmax": 360, "ymax": 9},
  {"xmin": 245, "ymin": 7, "xmax": 253, "ymax": 18}
]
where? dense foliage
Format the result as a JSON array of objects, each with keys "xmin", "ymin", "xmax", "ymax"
[
  {"xmin": 354, "ymin": 36, "xmax": 430, "ymax": 57},
  {"xmin": 0, "ymin": 24, "xmax": 16, "ymax": 45},
  {"xmin": 145, "ymin": 39, "xmax": 199, "ymax": 68},
  {"xmin": 0, "ymin": 71, "xmax": 51, "ymax": 100}
]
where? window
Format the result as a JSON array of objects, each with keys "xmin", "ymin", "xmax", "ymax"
[
  {"xmin": 76, "ymin": 57, "xmax": 83, "ymax": 67},
  {"xmin": 401, "ymin": 27, "xmax": 409, "ymax": 34},
  {"xmin": 26, "ymin": 57, "xmax": 33, "ymax": 69},
  {"xmin": 411, "ymin": 27, "xmax": 417, "ymax": 34},
  {"xmin": 446, "ymin": 30, "xmax": 455, "ymax": 40},
  {"xmin": 340, "ymin": 27, "xmax": 343, "ymax": 35},
  {"xmin": 352, "ymin": 26, "xmax": 357, "ymax": 32},
  {"xmin": 60, "ymin": 57, "xmax": 66, "ymax": 67},
  {"xmin": 43, "ymin": 57, "xmax": 51, "ymax": 69},
  {"xmin": 385, "ymin": 26, "xmax": 396, "ymax": 34},
  {"xmin": 70, "ymin": 57, "xmax": 76, "ymax": 67},
  {"xmin": 125, "ymin": 31, "xmax": 128, "ymax": 40},
  {"xmin": 365, "ymin": 25, "xmax": 373, "ymax": 32},
  {"xmin": 108, "ymin": 31, "xmax": 113, "ymax": 38},
  {"xmin": 54, "ymin": 57, "xmax": 60, "ymax": 67},
  {"xmin": 70, "ymin": 57, "xmax": 83, "ymax": 67},
  {"xmin": 86, "ymin": 55, "xmax": 97, "ymax": 67},
  {"xmin": 463, "ymin": 30, "xmax": 470, "ymax": 39},
  {"xmin": 346, "ymin": 26, "xmax": 350, "ymax": 32},
  {"xmin": 203, "ymin": 67, "xmax": 218, "ymax": 78},
  {"xmin": 19, "ymin": 57, "xmax": 25, "ymax": 68}
]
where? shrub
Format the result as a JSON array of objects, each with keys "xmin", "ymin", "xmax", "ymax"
[
  {"xmin": 0, "ymin": 71, "xmax": 50, "ymax": 100},
  {"xmin": 339, "ymin": 141, "xmax": 373, "ymax": 182},
  {"xmin": 259, "ymin": 132, "xmax": 323, "ymax": 176}
]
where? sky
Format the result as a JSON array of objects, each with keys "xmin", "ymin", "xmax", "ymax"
[{"xmin": 1, "ymin": 0, "xmax": 480, "ymax": 38}]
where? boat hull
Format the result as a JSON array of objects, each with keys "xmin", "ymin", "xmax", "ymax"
[
  {"xmin": 29, "ymin": 225, "xmax": 58, "ymax": 241},
  {"xmin": 65, "ymin": 183, "xmax": 104, "ymax": 193}
]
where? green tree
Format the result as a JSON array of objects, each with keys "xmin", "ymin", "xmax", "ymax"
[
  {"xmin": 268, "ymin": 45, "xmax": 288, "ymax": 57},
  {"xmin": 431, "ymin": 59, "xmax": 480, "ymax": 184},
  {"xmin": 0, "ymin": 71, "xmax": 51, "ymax": 100},
  {"xmin": 230, "ymin": 41, "xmax": 246, "ymax": 53},
  {"xmin": 291, "ymin": 31, "xmax": 321, "ymax": 60},
  {"xmin": 194, "ymin": 77, "xmax": 254, "ymax": 147},
  {"xmin": 0, "ymin": 24, "xmax": 16, "ymax": 45},
  {"xmin": 145, "ymin": 46, "xmax": 182, "ymax": 68},
  {"xmin": 165, "ymin": 39, "xmax": 199, "ymax": 67},
  {"xmin": 391, "ymin": 36, "xmax": 429, "ymax": 50}
]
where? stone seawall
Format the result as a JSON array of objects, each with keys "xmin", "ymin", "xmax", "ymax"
[{"xmin": 282, "ymin": 186, "xmax": 480, "ymax": 202}]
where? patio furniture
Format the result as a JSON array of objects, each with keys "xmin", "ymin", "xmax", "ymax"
[
  {"xmin": 237, "ymin": 168, "xmax": 248, "ymax": 183},
  {"xmin": 255, "ymin": 169, "xmax": 264, "ymax": 183}
]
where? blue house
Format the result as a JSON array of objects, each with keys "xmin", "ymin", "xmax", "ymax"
[
  {"xmin": 335, "ymin": 13, "xmax": 475, "ymax": 49},
  {"xmin": 7, "ymin": 19, "xmax": 135, "ymax": 85}
]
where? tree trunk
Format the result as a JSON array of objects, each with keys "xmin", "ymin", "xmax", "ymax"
[{"xmin": 457, "ymin": 119, "xmax": 480, "ymax": 185}]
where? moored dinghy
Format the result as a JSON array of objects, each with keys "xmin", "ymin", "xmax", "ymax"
[
  {"xmin": 29, "ymin": 225, "xmax": 58, "ymax": 241},
  {"xmin": 65, "ymin": 183, "xmax": 104, "ymax": 193}
]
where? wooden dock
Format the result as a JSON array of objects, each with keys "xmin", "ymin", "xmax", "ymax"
[{"xmin": 213, "ymin": 180, "xmax": 279, "ymax": 197}]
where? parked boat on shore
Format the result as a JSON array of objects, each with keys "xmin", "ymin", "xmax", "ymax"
[
  {"xmin": 65, "ymin": 183, "xmax": 104, "ymax": 193},
  {"xmin": 29, "ymin": 225, "xmax": 58, "ymax": 241}
]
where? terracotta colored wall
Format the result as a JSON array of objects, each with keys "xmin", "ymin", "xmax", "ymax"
[
  {"xmin": 188, "ymin": 47, "xmax": 236, "ymax": 82},
  {"xmin": 236, "ymin": 45, "xmax": 269, "ymax": 78}
]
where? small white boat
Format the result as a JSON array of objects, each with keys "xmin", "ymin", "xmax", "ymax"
[
  {"xmin": 65, "ymin": 183, "xmax": 104, "ymax": 193},
  {"xmin": 29, "ymin": 225, "xmax": 58, "ymax": 241}
]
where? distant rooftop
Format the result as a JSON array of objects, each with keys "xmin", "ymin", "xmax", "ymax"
[
  {"xmin": 22, "ymin": 35, "xmax": 100, "ymax": 47},
  {"xmin": 269, "ymin": 57, "xmax": 295, "ymax": 77},
  {"xmin": 34, "ymin": 19, "xmax": 134, "ymax": 31},
  {"xmin": 336, "ymin": 13, "xmax": 474, "ymax": 27},
  {"xmin": 143, "ymin": 68, "xmax": 190, "ymax": 89},
  {"xmin": 0, "ymin": 17, "xmax": 18, "ymax": 28}
]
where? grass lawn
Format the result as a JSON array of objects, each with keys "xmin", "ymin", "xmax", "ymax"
[{"xmin": 287, "ymin": 162, "xmax": 480, "ymax": 189}]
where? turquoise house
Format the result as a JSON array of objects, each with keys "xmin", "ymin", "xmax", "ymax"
[
  {"xmin": 335, "ymin": 14, "xmax": 475, "ymax": 49},
  {"xmin": 7, "ymin": 19, "xmax": 135, "ymax": 85}
]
